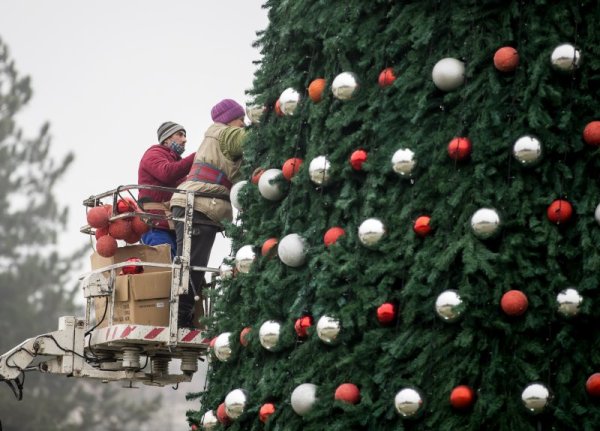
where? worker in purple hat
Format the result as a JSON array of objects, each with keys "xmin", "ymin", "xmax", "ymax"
[{"xmin": 170, "ymin": 99, "xmax": 247, "ymax": 328}]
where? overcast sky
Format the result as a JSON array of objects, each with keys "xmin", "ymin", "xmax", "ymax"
[{"xmin": 0, "ymin": 0, "xmax": 268, "ymax": 270}]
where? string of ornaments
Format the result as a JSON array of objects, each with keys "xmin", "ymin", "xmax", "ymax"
[{"xmin": 198, "ymin": 43, "xmax": 600, "ymax": 430}]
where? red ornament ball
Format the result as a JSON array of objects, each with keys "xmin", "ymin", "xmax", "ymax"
[
  {"xmin": 377, "ymin": 303, "xmax": 396, "ymax": 324},
  {"xmin": 583, "ymin": 121, "xmax": 600, "ymax": 146},
  {"xmin": 547, "ymin": 199, "xmax": 573, "ymax": 224},
  {"xmin": 209, "ymin": 337, "xmax": 217, "ymax": 349},
  {"xmin": 108, "ymin": 219, "xmax": 132, "ymax": 240},
  {"xmin": 274, "ymin": 100, "xmax": 284, "ymax": 117},
  {"xmin": 251, "ymin": 168, "xmax": 265, "ymax": 185},
  {"xmin": 282, "ymin": 158, "xmax": 303, "ymax": 180},
  {"xmin": 191, "ymin": 425, "xmax": 198, "ymax": 431},
  {"xmin": 308, "ymin": 78, "xmax": 326, "ymax": 103},
  {"xmin": 123, "ymin": 230, "xmax": 141, "ymax": 245},
  {"xmin": 378, "ymin": 67, "xmax": 396, "ymax": 87},
  {"xmin": 240, "ymin": 327, "xmax": 251, "ymax": 347},
  {"xmin": 349, "ymin": 149, "xmax": 368, "ymax": 171},
  {"xmin": 493, "ymin": 46, "xmax": 519, "ymax": 72},
  {"xmin": 586, "ymin": 373, "xmax": 600, "ymax": 397},
  {"xmin": 103, "ymin": 204, "xmax": 113, "ymax": 216},
  {"xmin": 122, "ymin": 257, "xmax": 143, "ymax": 275},
  {"xmin": 259, "ymin": 403, "xmax": 276, "ymax": 423},
  {"xmin": 261, "ymin": 238, "xmax": 279, "ymax": 257},
  {"xmin": 501, "ymin": 290, "xmax": 528, "ymax": 316},
  {"xmin": 413, "ymin": 216, "xmax": 432, "ymax": 237},
  {"xmin": 294, "ymin": 315, "xmax": 313, "ymax": 338},
  {"xmin": 131, "ymin": 216, "xmax": 150, "ymax": 235},
  {"xmin": 216, "ymin": 402, "xmax": 231, "ymax": 425},
  {"xmin": 447, "ymin": 137, "xmax": 472, "ymax": 161},
  {"xmin": 87, "ymin": 206, "xmax": 110, "ymax": 229},
  {"xmin": 450, "ymin": 385, "xmax": 475, "ymax": 409},
  {"xmin": 116, "ymin": 197, "xmax": 137, "ymax": 214},
  {"xmin": 324, "ymin": 227, "xmax": 345, "ymax": 247},
  {"xmin": 96, "ymin": 235, "xmax": 118, "ymax": 258},
  {"xmin": 334, "ymin": 383, "xmax": 361, "ymax": 404},
  {"xmin": 94, "ymin": 226, "xmax": 109, "ymax": 240}
]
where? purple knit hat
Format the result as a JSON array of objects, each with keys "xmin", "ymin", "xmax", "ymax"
[{"xmin": 211, "ymin": 99, "xmax": 245, "ymax": 124}]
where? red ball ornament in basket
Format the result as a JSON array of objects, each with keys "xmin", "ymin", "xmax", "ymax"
[
  {"xmin": 116, "ymin": 197, "xmax": 138, "ymax": 215},
  {"xmin": 501, "ymin": 290, "xmax": 528, "ymax": 316},
  {"xmin": 96, "ymin": 235, "xmax": 118, "ymax": 258},
  {"xmin": 349, "ymin": 149, "xmax": 367, "ymax": 171},
  {"xmin": 377, "ymin": 303, "xmax": 396, "ymax": 325},
  {"xmin": 378, "ymin": 67, "xmax": 396, "ymax": 88},
  {"xmin": 334, "ymin": 383, "xmax": 361, "ymax": 404},
  {"xmin": 450, "ymin": 385, "xmax": 475, "ymax": 409},
  {"xmin": 259, "ymin": 403, "xmax": 276, "ymax": 423},
  {"xmin": 108, "ymin": 219, "xmax": 132, "ymax": 240},
  {"xmin": 447, "ymin": 137, "xmax": 472, "ymax": 161},
  {"xmin": 121, "ymin": 257, "xmax": 143, "ymax": 275},
  {"xmin": 87, "ymin": 206, "xmax": 110, "ymax": 229},
  {"xmin": 94, "ymin": 226, "xmax": 109, "ymax": 240},
  {"xmin": 547, "ymin": 199, "xmax": 573, "ymax": 224},
  {"xmin": 294, "ymin": 315, "xmax": 313, "ymax": 338}
]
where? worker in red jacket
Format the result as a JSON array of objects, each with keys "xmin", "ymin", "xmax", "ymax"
[{"xmin": 137, "ymin": 122, "xmax": 195, "ymax": 256}]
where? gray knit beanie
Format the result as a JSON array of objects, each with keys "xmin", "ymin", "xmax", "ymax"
[{"xmin": 157, "ymin": 121, "xmax": 186, "ymax": 144}]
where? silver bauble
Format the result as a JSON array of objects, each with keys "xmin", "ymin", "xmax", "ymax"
[
  {"xmin": 432, "ymin": 58, "xmax": 465, "ymax": 91},
  {"xmin": 200, "ymin": 410, "xmax": 218, "ymax": 430},
  {"xmin": 259, "ymin": 320, "xmax": 281, "ymax": 351},
  {"xmin": 435, "ymin": 290, "xmax": 464, "ymax": 322},
  {"xmin": 279, "ymin": 88, "xmax": 301, "ymax": 115},
  {"xmin": 291, "ymin": 383, "xmax": 318, "ymax": 416},
  {"xmin": 556, "ymin": 288, "xmax": 583, "ymax": 317},
  {"xmin": 521, "ymin": 383, "xmax": 551, "ymax": 414},
  {"xmin": 394, "ymin": 388, "xmax": 424, "ymax": 418},
  {"xmin": 230, "ymin": 180, "xmax": 248, "ymax": 211},
  {"xmin": 258, "ymin": 168, "xmax": 285, "ymax": 201},
  {"xmin": 235, "ymin": 245, "xmax": 256, "ymax": 274},
  {"xmin": 551, "ymin": 43, "xmax": 581, "ymax": 71},
  {"xmin": 331, "ymin": 72, "xmax": 359, "ymax": 100},
  {"xmin": 219, "ymin": 260, "xmax": 234, "ymax": 280},
  {"xmin": 358, "ymin": 218, "xmax": 386, "ymax": 247},
  {"xmin": 316, "ymin": 315, "xmax": 341, "ymax": 344},
  {"xmin": 308, "ymin": 156, "xmax": 332, "ymax": 186},
  {"xmin": 594, "ymin": 203, "xmax": 600, "ymax": 225},
  {"xmin": 278, "ymin": 233, "xmax": 307, "ymax": 267},
  {"xmin": 225, "ymin": 388, "xmax": 248, "ymax": 419},
  {"xmin": 513, "ymin": 136, "xmax": 542, "ymax": 165},
  {"xmin": 391, "ymin": 148, "xmax": 416, "ymax": 177},
  {"xmin": 214, "ymin": 332, "xmax": 232, "ymax": 362},
  {"xmin": 246, "ymin": 104, "xmax": 265, "ymax": 124},
  {"xmin": 470, "ymin": 208, "xmax": 501, "ymax": 239}
]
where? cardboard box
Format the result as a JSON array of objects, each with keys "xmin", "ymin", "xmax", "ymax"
[{"xmin": 90, "ymin": 244, "xmax": 171, "ymax": 274}]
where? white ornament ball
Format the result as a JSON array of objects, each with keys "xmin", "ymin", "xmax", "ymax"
[
  {"xmin": 214, "ymin": 332, "xmax": 232, "ymax": 362},
  {"xmin": 316, "ymin": 315, "xmax": 341, "ymax": 344},
  {"xmin": 235, "ymin": 245, "xmax": 256, "ymax": 274},
  {"xmin": 259, "ymin": 320, "xmax": 281, "ymax": 351},
  {"xmin": 594, "ymin": 203, "xmax": 600, "ymax": 225},
  {"xmin": 278, "ymin": 233, "xmax": 307, "ymax": 267},
  {"xmin": 200, "ymin": 410, "xmax": 218, "ymax": 429},
  {"xmin": 551, "ymin": 43, "xmax": 581, "ymax": 71},
  {"xmin": 435, "ymin": 290, "xmax": 464, "ymax": 322},
  {"xmin": 394, "ymin": 387, "xmax": 424, "ymax": 418},
  {"xmin": 279, "ymin": 88, "xmax": 301, "ymax": 115},
  {"xmin": 470, "ymin": 208, "xmax": 501, "ymax": 239},
  {"xmin": 258, "ymin": 168, "xmax": 285, "ymax": 201},
  {"xmin": 391, "ymin": 148, "xmax": 416, "ymax": 177},
  {"xmin": 246, "ymin": 104, "xmax": 265, "ymax": 124},
  {"xmin": 331, "ymin": 72, "xmax": 359, "ymax": 100},
  {"xmin": 513, "ymin": 136, "xmax": 542, "ymax": 165},
  {"xmin": 291, "ymin": 383, "xmax": 318, "ymax": 416},
  {"xmin": 432, "ymin": 58, "xmax": 465, "ymax": 91},
  {"xmin": 358, "ymin": 218, "xmax": 386, "ymax": 247},
  {"xmin": 556, "ymin": 288, "xmax": 583, "ymax": 317},
  {"xmin": 224, "ymin": 388, "xmax": 248, "ymax": 419},
  {"xmin": 308, "ymin": 156, "xmax": 332, "ymax": 186},
  {"xmin": 219, "ymin": 260, "xmax": 234, "ymax": 280},
  {"xmin": 521, "ymin": 383, "xmax": 551, "ymax": 414},
  {"xmin": 230, "ymin": 180, "xmax": 248, "ymax": 211}
]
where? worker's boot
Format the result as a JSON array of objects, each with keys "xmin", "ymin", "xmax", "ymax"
[{"xmin": 178, "ymin": 298, "xmax": 196, "ymax": 329}]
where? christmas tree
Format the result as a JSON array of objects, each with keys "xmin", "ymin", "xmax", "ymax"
[{"xmin": 191, "ymin": 1, "xmax": 600, "ymax": 430}]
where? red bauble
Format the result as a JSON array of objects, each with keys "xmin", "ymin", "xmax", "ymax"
[
  {"xmin": 94, "ymin": 226, "xmax": 109, "ymax": 240},
  {"xmin": 334, "ymin": 383, "xmax": 361, "ymax": 404},
  {"xmin": 377, "ymin": 303, "xmax": 396, "ymax": 324},
  {"xmin": 259, "ymin": 403, "xmax": 276, "ymax": 423},
  {"xmin": 586, "ymin": 373, "xmax": 600, "ymax": 397},
  {"xmin": 447, "ymin": 137, "xmax": 472, "ymax": 161},
  {"xmin": 191, "ymin": 425, "xmax": 198, "ymax": 431},
  {"xmin": 216, "ymin": 403, "xmax": 231, "ymax": 425},
  {"xmin": 209, "ymin": 337, "xmax": 217, "ymax": 349},
  {"xmin": 413, "ymin": 216, "xmax": 432, "ymax": 237},
  {"xmin": 349, "ymin": 149, "xmax": 368, "ymax": 171},
  {"xmin": 240, "ymin": 327, "xmax": 251, "ymax": 347},
  {"xmin": 282, "ymin": 158, "xmax": 303, "ymax": 180},
  {"xmin": 547, "ymin": 199, "xmax": 573, "ymax": 224},
  {"xmin": 274, "ymin": 100, "xmax": 284, "ymax": 117},
  {"xmin": 122, "ymin": 257, "xmax": 143, "ymax": 275},
  {"xmin": 87, "ymin": 206, "xmax": 110, "ymax": 229},
  {"xmin": 261, "ymin": 238, "xmax": 279, "ymax": 257},
  {"xmin": 131, "ymin": 216, "xmax": 150, "ymax": 235},
  {"xmin": 96, "ymin": 235, "xmax": 118, "ymax": 258},
  {"xmin": 308, "ymin": 78, "xmax": 326, "ymax": 103},
  {"xmin": 450, "ymin": 385, "xmax": 475, "ymax": 409},
  {"xmin": 493, "ymin": 47, "xmax": 519, "ymax": 72},
  {"xmin": 123, "ymin": 230, "xmax": 142, "ymax": 245},
  {"xmin": 103, "ymin": 204, "xmax": 113, "ymax": 216},
  {"xmin": 108, "ymin": 219, "xmax": 132, "ymax": 240},
  {"xmin": 501, "ymin": 290, "xmax": 528, "ymax": 316},
  {"xmin": 116, "ymin": 197, "xmax": 137, "ymax": 214},
  {"xmin": 583, "ymin": 121, "xmax": 600, "ymax": 146},
  {"xmin": 378, "ymin": 67, "xmax": 396, "ymax": 87},
  {"xmin": 324, "ymin": 227, "xmax": 345, "ymax": 247},
  {"xmin": 251, "ymin": 168, "xmax": 265, "ymax": 185},
  {"xmin": 294, "ymin": 315, "xmax": 313, "ymax": 338}
]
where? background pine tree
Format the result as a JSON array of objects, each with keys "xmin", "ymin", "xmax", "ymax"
[{"xmin": 193, "ymin": 1, "xmax": 600, "ymax": 430}]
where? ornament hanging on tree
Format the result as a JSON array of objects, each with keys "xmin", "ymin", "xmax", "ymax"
[
  {"xmin": 394, "ymin": 387, "xmax": 424, "ymax": 418},
  {"xmin": 251, "ymin": 168, "xmax": 265, "ymax": 185},
  {"xmin": 378, "ymin": 67, "xmax": 396, "ymax": 87},
  {"xmin": 332, "ymin": 72, "xmax": 359, "ymax": 100},
  {"xmin": 261, "ymin": 237, "xmax": 278, "ymax": 257},
  {"xmin": 278, "ymin": 233, "xmax": 307, "ymax": 267},
  {"xmin": 308, "ymin": 156, "xmax": 332, "ymax": 186},
  {"xmin": 246, "ymin": 104, "xmax": 265, "ymax": 124},
  {"xmin": 259, "ymin": 403, "xmax": 276, "ymax": 423},
  {"xmin": 316, "ymin": 315, "xmax": 341, "ymax": 344},
  {"xmin": 258, "ymin": 168, "xmax": 285, "ymax": 201},
  {"xmin": 282, "ymin": 157, "xmax": 303, "ymax": 180},
  {"xmin": 556, "ymin": 288, "xmax": 583, "ymax": 317},
  {"xmin": 200, "ymin": 410, "xmax": 218, "ymax": 430},
  {"xmin": 219, "ymin": 261, "xmax": 234, "ymax": 280},
  {"xmin": 432, "ymin": 58, "xmax": 465, "ymax": 91},
  {"xmin": 216, "ymin": 403, "xmax": 231, "ymax": 425},
  {"xmin": 291, "ymin": 383, "xmax": 318, "ymax": 416},
  {"xmin": 413, "ymin": 216, "xmax": 432, "ymax": 237},
  {"xmin": 239, "ymin": 327, "xmax": 251, "ymax": 346},
  {"xmin": 308, "ymin": 78, "xmax": 326, "ymax": 103},
  {"xmin": 470, "ymin": 208, "xmax": 501, "ymax": 239},
  {"xmin": 435, "ymin": 290, "xmax": 464, "ymax": 322},
  {"xmin": 521, "ymin": 383, "xmax": 551, "ymax": 414},
  {"xmin": 377, "ymin": 303, "xmax": 396, "ymax": 325},
  {"xmin": 586, "ymin": 373, "xmax": 600, "ymax": 397},
  {"xmin": 547, "ymin": 199, "xmax": 573, "ymax": 224},
  {"xmin": 513, "ymin": 136, "xmax": 542, "ymax": 165},
  {"xmin": 214, "ymin": 332, "xmax": 232, "ymax": 362},
  {"xmin": 96, "ymin": 235, "xmax": 118, "ymax": 258},
  {"xmin": 550, "ymin": 43, "xmax": 581, "ymax": 71},
  {"xmin": 225, "ymin": 389, "xmax": 248, "ymax": 419},
  {"xmin": 235, "ymin": 245, "xmax": 256, "ymax": 274},
  {"xmin": 335, "ymin": 383, "xmax": 361, "ymax": 404},
  {"xmin": 294, "ymin": 315, "xmax": 313, "ymax": 338},
  {"xmin": 450, "ymin": 385, "xmax": 475, "ymax": 410},
  {"xmin": 583, "ymin": 121, "xmax": 600, "ymax": 146},
  {"xmin": 493, "ymin": 46, "xmax": 519, "ymax": 72},
  {"xmin": 274, "ymin": 99, "xmax": 284, "ymax": 117},
  {"xmin": 259, "ymin": 320, "xmax": 281, "ymax": 351},
  {"xmin": 359, "ymin": 218, "xmax": 386, "ymax": 247},
  {"xmin": 391, "ymin": 148, "xmax": 416, "ymax": 177},
  {"xmin": 87, "ymin": 206, "xmax": 110, "ymax": 229},
  {"xmin": 279, "ymin": 88, "xmax": 301, "ymax": 115},
  {"xmin": 324, "ymin": 226, "xmax": 345, "ymax": 247},
  {"xmin": 230, "ymin": 180, "xmax": 248, "ymax": 211},
  {"xmin": 501, "ymin": 290, "xmax": 528, "ymax": 316},
  {"xmin": 447, "ymin": 137, "xmax": 472, "ymax": 161},
  {"xmin": 350, "ymin": 149, "xmax": 367, "ymax": 170}
]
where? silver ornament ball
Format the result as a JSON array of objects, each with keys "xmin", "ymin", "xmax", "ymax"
[
  {"xmin": 246, "ymin": 104, "xmax": 265, "ymax": 124},
  {"xmin": 230, "ymin": 180, "xmax": 248, "ymax": 211},
  {"xmin": 391, "ymin": 148, "xmax": 416, "ymax": 177},
  {"xmin": 331, "ymin": 72, "xmax": 359, "ymax": 100},
  {"xmin": 394, "ymin": 387, "xmax": 424, "ymax": 418},
  {"xmin": 594, "ymin": 203, "xmax": 600, "ymax": 225},
  {"xmin": 200, "ymin": 410, "xmax": 218, "ymax": 430},
  {"xmin": 219, "ymin": 260, "xmax": 234, "ymax": 280},
  {"xmin": 513, "ymin": 136, "xmax": 542, "ymax": 165},
  {"xmin": 551, "ymin": 43, "xmax": 581, "ymax": 71},
  {"xmin": 432, "ymin": 58, "xmax": 465, "ymax": 91},
  {"xmin": 470, "ymin": 208, "xmax": 501, "ymax": 239},
  {"xmin": 279, "ymin": 88, "xmax": 301, "ymax": 115},
  {"xmin": 435, "ymin": 290, "xmax": 464, "ymax": 322},
  {"xmin": 316, "ymin": 315, "xmax": 341, "ymax": 344},
  {"xmin": 521, "ymin": 383, "xmax": 551, "ymax": 414},
  {"xmin": 308, "ymin": 156, "xmax": 332, "ymax": 186},
  {"xmin": 278, "ymin": 233, "xmax": 307, "ymax": 267},
  {"xmin": 358, "ymin": 218, "xmax": 386, "ymax": 247},
  {"xmin": 259, "ymin": 320, "xmax": 281, "ymax": 351},
  {"xmin": 291, "ymin": 383, "xmax": 318, "ymax": 416},
  {"xmin": 258, "ymin": 168, "xmax": 285, "ymax": 201},
  {"xmin": 556, "ymin": 288, "xmax": 583, "ymax": 317},
  {"xmin": 214, "ymin": 332, "xmax": 232, "ymax": 362},
  {"xmin": 235, "ymin": 245, "xmax": 256, "ymax": 274},
  {"xmin": 225, "ymin": 388, "xmax": 248, "ymax": 419}
]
